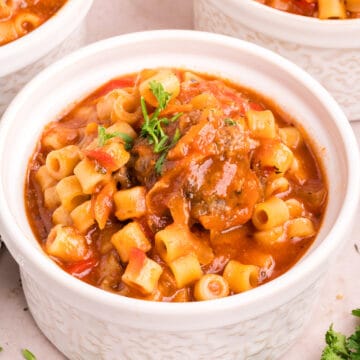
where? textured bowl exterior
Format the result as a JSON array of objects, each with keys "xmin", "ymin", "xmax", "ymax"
[
  {"xmin": 194, "ymin": 0, "xmax": 360, "ymax": 121},
  {"xmin": 21, "ymin": 268, "xmax": 323, "ymax": 360},
  {"xmin": 0, "ymin": 25, "xmax": 86, "ymax": 116}
]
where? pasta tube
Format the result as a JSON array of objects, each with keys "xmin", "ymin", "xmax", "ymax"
[
  {"xmin": 246, "ymin": 109, "xmax": 276, "ymax": 139},
  {"xmin": 139, "ymin": 70, "xmax": 180, "ymax": 107},
  {"xmin": 194, "ymin": 274, "xmax": 229, "ymax": 301},
  {"xmin": 252, "ymin": 196, "xmax": 290, "ymax": 231},
  {"xmin": 35, "ymin": 165, "xmax": 57, "ymax": 191},
  {"xmin": 56, "ymin": 175, "xmax": 89, "ymax": 212},
  {"xmin": 169, "ymin": 254, "xmax": 203, "ymax": 288},
  {"xmin": 318, "ymin": 0, "xmax": 346, "ymax": 19},
  {"xmin": 223, "ymin": 260, "xmax": 259, "ymax": 293},
  {"xmin": 46, "ymin": 225, "xmax": 88, "ymax": 262},
  {"xmin": 279, "ymin": 127, "xmax": 302, "ymax": 149},
  {"xmin": 46, "ymin": 145, "xmax": 80, "ymax": 180},
  {"xmin": 70, "ymin": 200, "xmax": 95, "ymax": 233},
  {"xmin": 114, "ymin": 186, "xmax": 147, "ymax": 220},
  {"xmin": 122, "ymin": 248, "xmax": 163, "ymax": 295},
  {"xmin": 346, "ymin": 0, "xmax": 360, "ymax": 12},
  {"xmin": 111, "ymin": 222, "xmax": 151, "ymax": 263},
  {"xmin": 286, "ymin": 217, "xmax": 316, "ymax": 239}
]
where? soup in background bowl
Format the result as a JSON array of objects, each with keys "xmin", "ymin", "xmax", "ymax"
[
  {"xmin": 0, "ymin": 0, "xmax": 67, "ymax": 45},
  {"xmin": 0, "ymin": 30, "xmax": 359, "ymax": 360},
  {"xmin": 254, "ymin": 0, "xmax": 360, "ymax": 19},
  {"xmin": 0, "ymin": 0, "xmax": 93, "ymax": 115},
  {"xmin": 194, "ymin": 0, "xmax": 360, "ymax": 121}
]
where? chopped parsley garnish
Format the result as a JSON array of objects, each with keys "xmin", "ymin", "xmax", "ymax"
[
  {"xmin": 154, "ymin": 152, "xmax": 168, "ymax": 174},
  {"xmin": 98, "ymin": 125, "xmax": 133, "ymax": 150},
  {"xmin": 22, "ymin": 349, "xmax": 37, "ymax": 360},
  {"xmin": 0, "ymin": 346, "xmax": 3, "ymax": 352},
  {"xmin": 168, "ymin": 113, "xmax": 183, "ymax": 123},
  {"xmin": 154, "ymin": 128, "xmax": 181, "ymax": 174},
  {"xmin": 224, "ymin": 118, "xmax": 236, "ymax": 126},
  {"xmin": 140, "ymin": 80, "xmax": 182, "ymax": 174},
  {"xmin": 149, "ymin": 80, "xmax": 171, "ymax": 111},
  {"xmin": 321, "ymin": 308, "xmax": 360, "ymax": 360}
]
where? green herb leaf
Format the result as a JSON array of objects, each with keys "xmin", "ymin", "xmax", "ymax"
[
  {"xmin": 98, "ymin": 125, "xmax": 107, "ymax": 146},
  {"xmin": 22, "ymin": 349, "xmax": 37, "ymax": 360},
  {"xmin": 159, "ymin": 118, "xmax": 169, "ymax": 125},
  {"xmin": 154, "ymin": 135, "xmax": 169, "ymax": 153},
  {"xmin": 171, "ymin": 128, "xmax": 181, "ymax": 145},
  {"xmin": 321, "ymin": 310, "xmax": 360, "ymax": 360},
  {"xmin": 140, "ymin": 81, "xmax": 183, "ymax": 174},
  {"xmin": 98, "ymin": 125, "xmax": 133, "ymax": 150},
  {"xmin": 112, "ymin": 132, "xmax": 133, "ymax": 150},
  {"xmin": 169, "ymin": 112, "xmax": 183, "ymax": 123},
  {"xmin": 224, "ymin": 118, "xmax": 236, "ymax": 126},
  {"xmin": 348, "ymin": 327, "xmax": 360, "ymax": 359},
  {"xmin": 154, "ymin": 128, "xmax": 181, "ymax": 175},
  {"xmin": 155, "ymin": 152, "xmax": 168, "ymax": 175},
  {"xmin": 0, "ymin": 346, "xmax": 3, "ymax": 352},
  {"xmin": 140, "ymin": 97, "xmax": 150, "ymax": 128},
  {"xmin": 321, "ymin": 346, "xmax": 346, "ymax": 360},
  {"xmin": 325, "ymin": 325, "xmax": 350, "ymax": 358},
  {"xmin": 149, "ymin": 80, "xmax": 171, "ymax": 111}
]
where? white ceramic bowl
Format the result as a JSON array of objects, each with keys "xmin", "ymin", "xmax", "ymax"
[
  {"xmin": 0, "ymin": 30, "xmax": 359, "ymax": 360},
  {"xmin": 0, "ymin": 0, "xmax": 94, "ymax": 115},
  {"xmin": 194, "ymin": 0, "xmax": 360, "ymax": 121}
]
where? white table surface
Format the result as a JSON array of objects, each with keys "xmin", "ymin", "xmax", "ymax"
[{"xmin": 0, "ymin": 0, "xmax": 359, "ymax": 359}]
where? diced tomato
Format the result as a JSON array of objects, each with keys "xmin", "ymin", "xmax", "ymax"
[
  {"xmin": 248, "ymin": 102, "xmax": 265, "ymax": 111},
  {"xmin": 204, "ymin": 82, "xmax": 246, "ymax": 114},
  {"xmin": 96, "ymin": 77, "xmax": 136, "ymax": 98},
  {"xmin": 292, "ymin": 0, "xmax": 316, "ymax": 16},
  {"xmin": 92, "ymin": 182, "xmax": 116, "ymax": 230},
  {"xmin": 67, "ymin": 258, "xmax": 98, "ymax": 278},
  {"xmin": 128, "ymin": 248, "xmax": 146, "ymax": 274},
  {"xmin": 84, "ymin": 149, "xmax": 117, "ymax": 171}
]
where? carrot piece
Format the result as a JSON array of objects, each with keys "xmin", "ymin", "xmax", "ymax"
[{"xmin": 85, "ymin": 122, "xmax": 99, "ymax": 135}]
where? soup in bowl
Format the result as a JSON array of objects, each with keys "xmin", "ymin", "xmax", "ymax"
[
  {"xmin": 255, "ymin": 0, "xmax": 360, "ymax": 19},
  {"xmin": 25, "ymin": 68, "xmax": 328, "ymax": 302},
  {"xmin": 194, "ymin": 0, "xmax": 360, "ymax": 120},
  {"xmin": 0, "ymin": 0, "xmax": 67, "ymax": 45},
  {"xmin": 0, "ymin": 30, "xmax": 358, "ymax": 359}
]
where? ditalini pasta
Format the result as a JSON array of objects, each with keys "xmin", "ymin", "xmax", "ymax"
[
  {"xmin": 25, "ymin": 68, "xmax": 328, "ymax": 302},
  {"xmin": 255, "ymin": 0, "xmax": 360, "ymax": 19},
  {"xmin": 0, "ymin": 0, "xmax": 67, "ymax": 46}
]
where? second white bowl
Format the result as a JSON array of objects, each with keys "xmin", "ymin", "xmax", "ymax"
[
  {"xmin": 0, "ymin": 0, "xmax": 94, "ymax": 115},
  {"xmin": 194, "ymin": 0, "xmax": 360, "ymax": 121}
]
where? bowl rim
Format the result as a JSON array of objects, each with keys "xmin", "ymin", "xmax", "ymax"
[
  {"xmin": 0, "ymin": 0, "xmax": 94, "ymax": 77},
  {"xmin": 0, "ymin": 30, "xmax": 359, "ymax": 325},
  {"xmin": 204, "ymin": 0, "xmax": 360, "ymax": 48}
]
